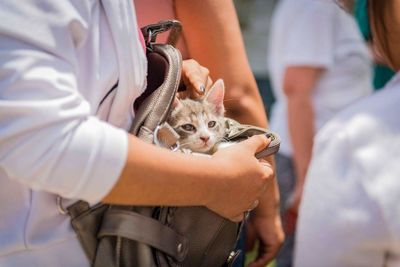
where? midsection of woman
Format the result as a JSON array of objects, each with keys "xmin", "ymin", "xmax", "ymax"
[
  {"xmin": 0, "ymin": 1, "xmax": 146, "ymax": 266},
  {"xmin": 0, "ymin": 2, "xmax": 276, "ymax": 267}
]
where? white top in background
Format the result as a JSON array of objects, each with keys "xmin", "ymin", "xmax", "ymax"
[
  {"xmin": 0, "ymin": 1, "xmax": 147, "ymax": 266},
  {"xmin": 268, "ymin": 0, "xmax": 373, "ymax": 157},
  {"xmin": 295, "ymin": 72, "xmax": 400, "ymax": 267}
]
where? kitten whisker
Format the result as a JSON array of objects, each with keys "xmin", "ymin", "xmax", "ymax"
[
  {"xmin": 178, "ymin": 141, "xmax": 194, "ymax": 147},
  {"xmin": 221, "ymin": 137, "xmax": 230, "ymax": 142},
  {"xmin": 222, "ymin": 98, "xmax": 238, "ymax": 103}
]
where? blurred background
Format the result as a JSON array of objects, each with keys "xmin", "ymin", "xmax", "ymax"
[{"xmin": 233, "ymin": 0, "xmax": 279, "ymax": 117}]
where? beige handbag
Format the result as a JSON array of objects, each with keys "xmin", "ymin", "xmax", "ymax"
[{"xmin": 65, "ymin": 20, "xmax": 280, "ymax": 267}]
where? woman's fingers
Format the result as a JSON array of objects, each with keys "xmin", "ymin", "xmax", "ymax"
[
  {"xmin": 203, "ymin": 76, "xmax": 213, "ymax": 92},
  {"xmin": 181, "ymin": 59, "xmax": 213, "ymax": 98},
  {"xmin": 191, "ymin": 76, "xmax": 213, "ymax": 98},
  {"xmin": 240, "ymin": 135, "xmax": 271, "ymax": 156}
]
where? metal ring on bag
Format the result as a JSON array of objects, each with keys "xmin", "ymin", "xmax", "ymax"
[
  {"xmin": 56, "ymin": 195, "xmax": 68, "ymax": 215},
  {"xmin": 153, "ymin": 125, "xmax": 180, "ymax": 152}
]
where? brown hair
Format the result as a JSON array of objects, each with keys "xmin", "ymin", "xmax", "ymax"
[
  {"xmin": 368, "ymin": 0, "xmax": 398, "ymax": 69},
  {"xmin": 334, "ymin": 0, "xmax": 355, "ymax": 13}
]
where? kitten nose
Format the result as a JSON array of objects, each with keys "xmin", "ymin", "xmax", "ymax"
[{"xmin": 200, "ymin": 136, "xmax": 209, "ymax": 143}]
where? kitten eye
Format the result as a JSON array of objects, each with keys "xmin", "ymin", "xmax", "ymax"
[
  {"xmin": 208, "ymin": 121, "xmax": 216, "ymax": 128},
  {"xmin": 181, "ymin": 124, "xmax": 196, "ymax": 132}
]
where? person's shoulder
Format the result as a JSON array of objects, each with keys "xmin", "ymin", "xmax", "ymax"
[
  {"xmin": 316, "ymin": 73, "xmax": 400, "ymax": 158},
  {"xmin": 310, "ymin": 75, "xmax": 400, "ymax": 218},
  {"xmin": 339, "ymin": 78, "xmax": 400, "ymax": 134}
]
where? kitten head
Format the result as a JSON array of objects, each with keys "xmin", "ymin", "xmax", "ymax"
[{"xmin": 167, "ymin": 79, "xmax": 226, "ymax": 153}]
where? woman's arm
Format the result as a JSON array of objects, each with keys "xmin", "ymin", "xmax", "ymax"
[
  {"xmin": 104, "ymin": 134, "xmax": 273, "ymax": 222},
  {"xmin": 283, "ymin": 66, "xmax": 323, "ymax": 211},
  {"xmin": 174, "ymin": 0, "xmax": 268, "ymax": 127}
]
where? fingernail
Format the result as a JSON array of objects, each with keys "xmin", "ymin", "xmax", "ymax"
[{"xmin": 199, "ymin": 85, "xmax": 206, "ymax": 94}]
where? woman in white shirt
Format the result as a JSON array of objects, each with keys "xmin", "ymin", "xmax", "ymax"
[
  {"xmin": 295, "ymin": 0, "xmax": 400, "ymax": 266},
  {"xmin": 0, "ymin": 1, "xmax": 274, "ymax": 266},
  {"xmin": 268, "ymin": 0, "xmax": 372, "ymax": 265}
]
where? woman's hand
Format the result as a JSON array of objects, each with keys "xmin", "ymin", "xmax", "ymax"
[
  {"xmin": 105, "ymin": 134, "xmax": 272, "ymax": 212},
  {"xmin": 180, "ymin": 59, "xmax": 213, "ymax": 99},
  {"xmin": 286, "ymin": 183, "xmax": 304, "ymax": 214},
  {"xmin": 205, "ymin": 135, "xmax": 274, "ymax": 222},
  {"xmin": 246, "ymin": 213, "xmax": 284, "ymax": 267}
]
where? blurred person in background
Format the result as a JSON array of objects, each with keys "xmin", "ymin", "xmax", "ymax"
[
  {"xmin": 295, "ymin": 0, "xmax": 400, "ymax": 265},
  {"xmin": 267, "ymin": 0, "xmax": 373, "ymax": 266},
  {"xmin": 135, "ymin": 1, "xmax": 284, "ymax": 266}
]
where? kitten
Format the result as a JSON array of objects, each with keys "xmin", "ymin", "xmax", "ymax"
[{"xmin": 167, "ymin": 79, "xmax": 226, "ymax": 154}]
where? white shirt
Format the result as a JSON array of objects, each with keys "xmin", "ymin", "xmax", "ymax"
[
  {"xmin": 0, "ymin": 1, "xmax": 147, "ymax": 266},
  {"xmin": 268, "ymin": 0, "xmax": 373, "ymax": 156},
  {"xmin": 295, "ymin": 72, "xmax": 400, "ymax": 267}
]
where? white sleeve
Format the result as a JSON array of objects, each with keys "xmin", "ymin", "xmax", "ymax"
[
  {"xmin": 283, "ymin": 3, "xmax": 336, "ymax": 68},
  {"xmin": 294, "ymin": 120, "xmax": 390, "ymax": 267},
  {"xmin": 0, "ymin": 1, "xmax": 128, "ymax": 204}
]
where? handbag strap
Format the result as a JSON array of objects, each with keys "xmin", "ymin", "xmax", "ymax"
[
  {"xmin": 223, "ymin": 118, "xmax": 269, "ymax": 140},
  {"xmin": 129, "ymin": 43, "xmax": 182, "ymax": 146},
  {"xmin": 98, "ymin": 209, "xmax": 188, "ymax": 262},
  {"xmin": 223, "ymin": 118, "xmax": 281, "ymax": 158}
]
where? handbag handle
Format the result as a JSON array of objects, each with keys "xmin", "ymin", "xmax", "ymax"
[{"xmin": 98, "ymin": 209, "xmax": 189, "ymax": 262}]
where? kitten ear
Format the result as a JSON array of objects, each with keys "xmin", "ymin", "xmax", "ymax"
[
  {"xmin": 205, "ymin": 79, "xmax": 225, "ymax": 116},
  {"xmin": 172, "ymin": 97, "xmax": 182, "ymax": 109}
]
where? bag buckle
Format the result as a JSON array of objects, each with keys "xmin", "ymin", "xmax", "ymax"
[
  {"xmin": 57, "ymin": 195, "xmax": 68, "ymax": 215},
  {"xmin": 154, "ymin": 123, "xmax": 180, "ymax": 152},
  {"xmin": 142, "ymin": 20, "xmax": 182, "ymax": 48}
]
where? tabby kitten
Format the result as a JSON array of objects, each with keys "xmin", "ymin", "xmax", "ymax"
[{"xmin": 167, "ymin": 79, "xmax": 226, "ymax": 154}]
